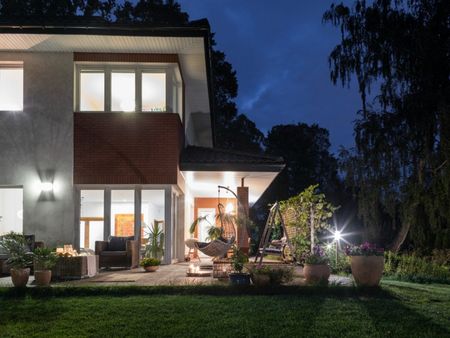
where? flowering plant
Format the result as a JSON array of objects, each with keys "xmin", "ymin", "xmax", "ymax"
[
  {"xmin": 345, "ymin": 242, "xmax": 384, "ymax": 256},
  {"xmin": 303, "ymin": 245, "xmax": 330, "ymax": 265}
]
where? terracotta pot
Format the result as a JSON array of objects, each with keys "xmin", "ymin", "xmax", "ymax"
[
  {"xmin": 251, "ymin": 274, "xmax": 271, "ymax": 286},
  {"xmin": 34, "ymin": 270, "xmax": 52, "ymax": 287},
  {"xmin": 10, "ymin": 268, "xmax": 30, "ymax": 288},
  {"xmin": 144, "ymin": 266, "xmax": 159, "ymax": 272},
  {"xmin": 303, "ymin": 264, "xmax": 330, "ymax": 285},
  {"xmin": 350, "ymin": 255, "xmax": 384, "ymax": 287}
]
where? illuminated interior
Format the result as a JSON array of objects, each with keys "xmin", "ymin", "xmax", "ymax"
[{"xmin": 0, "ymin": 66, "xmax": 23, "ymax": 111}]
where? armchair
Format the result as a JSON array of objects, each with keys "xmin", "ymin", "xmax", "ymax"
[{"xmin": 95, "ymin": 236, "xmax": 139, "ymax": 269}]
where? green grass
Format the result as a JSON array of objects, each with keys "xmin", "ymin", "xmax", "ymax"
[{"xmin": 0, "ymin": 281, "xmax": 449, "ymax": 337}]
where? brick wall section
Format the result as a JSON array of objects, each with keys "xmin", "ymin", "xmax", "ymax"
[{"xmin": 74, "ymin": 113, "xmax": 184, "ymax": 184}]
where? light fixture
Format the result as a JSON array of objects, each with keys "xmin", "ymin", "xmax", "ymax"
[
  {"xmin": 225, "ymin": 202, "xmax": 234, "ymax": 214},
  {"xmin": 40, "ymin": 182, "xmax": 54, "ymax": 192},
  {"xmin": 334, "ymin": 230, "xmax": 342, "ymax": 241}
]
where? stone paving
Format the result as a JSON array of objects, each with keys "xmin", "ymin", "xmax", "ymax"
[{"xmin": 0, "ymin": 260, "xmax": 353, "ymax": 287}]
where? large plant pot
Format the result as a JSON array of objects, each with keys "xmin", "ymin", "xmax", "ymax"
[
  {"xmin": 144, "ymin": 266, "xmax": 159, "ymax": 272},
  {"xmin": 10, "ymin": 268, "xmax": 30, "ymax": 287},
  {"xmin": 34, "ymin": 270, "xmax": 52, "ymax": 287},
  {"xmin": 229, "ymin": 273, "xmax": 251, "ymax": 285},
  {"xmin": 251, "ymin": 274, "xmax": 271, "ymax": 286},
  {"xmin": 303, "ymin": 264, "xmax": 330, "ymax": 285},
  {"xmin": 350, "ymin": 255, "xmax": 384, "ymax": 287}
]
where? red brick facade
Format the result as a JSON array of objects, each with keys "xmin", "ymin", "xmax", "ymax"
[{"xmin": 74, "ymin": 113, "xmax": 184, "ymax": 184}]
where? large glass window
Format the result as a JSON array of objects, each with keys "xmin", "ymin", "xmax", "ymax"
[
  {"xmin": 141, "ymin": 190, "xmax": 165, "ymax": 256},
  {"xmin": 111, "ymin": 72, "xmax": 135, "ymax": 112},
  {"xmin": 80, "ymin": 72, "xmax": 104, "ymax": 111},
  {"xmin": 142, "ymin": 73, "xmax": 166, "ymax": 112},
  {"xmin": 79, "ymin": 190, "xmax": 104, "ymax": 251},
  {"xmin": 111, "ymin": 190, "xmax": 135, "ymax": 237},
  {"xmin": 0, "ymin": 65, "xmax": 23, "ymax": 111},
  {"xmin": 0, "ymin": 188, "xmax": 23, "ymax": 235}
]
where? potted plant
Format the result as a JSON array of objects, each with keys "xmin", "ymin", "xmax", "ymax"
[
  {"xmin": 250, "ymin": 265, "xmax": 271, "ymax": 286},
  {"xmin": 144, "ymin": 221, "xmax": 165, "ymax": 260},
  {"xmin": 345, "ymin": 242, "xmax": 384, "ymax": 287},
  {"xmin": 140, "ymin": 257, "xmax": 161, "ymax": 272},
  {"xmin": 303, "ymin": 245, "xmax": 330, "ymax": 285},
  {"xmin": 33, "ymin": 247, "xmax": 58, "ymax": 286},
  {"xmin": 0, "ymin": 232, "xmax": 33, "ymax": 287},
  {"xmin": 229, "ymin": 246, "xmax": 250, "ymax": 285}
]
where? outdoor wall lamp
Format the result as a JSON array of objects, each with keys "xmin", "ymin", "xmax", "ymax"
[{"xmin": 40, "ymin": 181, "xmax": 54, "ymax": 192}]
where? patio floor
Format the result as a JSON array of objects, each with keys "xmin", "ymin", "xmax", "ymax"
[{"xmin": 0, "ymin": 259, "xmax": 352, "ymax": 287}]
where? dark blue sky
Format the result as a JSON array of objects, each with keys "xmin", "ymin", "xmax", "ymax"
[{"xmin": 178, "ymin": 0, "xmax": 362, "ymax": 152}]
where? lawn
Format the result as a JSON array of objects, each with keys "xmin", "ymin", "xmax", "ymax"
[{"xmin": 0, "ymin": 281, "xmax": 449, "ymax": 338}]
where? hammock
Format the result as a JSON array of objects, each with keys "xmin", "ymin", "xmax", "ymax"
[{"xmin": 194, "ymin": 236, "xmax": 235, "ymax": 258}]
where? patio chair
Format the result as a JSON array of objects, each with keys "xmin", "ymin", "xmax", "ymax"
[{"xmin": 95, "ymin": 236, "xmax": 139, "ymax": 269}]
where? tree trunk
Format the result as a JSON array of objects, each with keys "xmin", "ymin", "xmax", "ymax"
[
  {"xmin": 388, "ymin": 222, "xmax": 411, "ymax": 253},
  {"xmin": 310, "ymin": 206, "xmax": 314, "ymax": 251}
]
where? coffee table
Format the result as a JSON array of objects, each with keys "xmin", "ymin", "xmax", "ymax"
[{"xmin": 52, "ymin": 255, "xmax": 99, "ymax": 280}]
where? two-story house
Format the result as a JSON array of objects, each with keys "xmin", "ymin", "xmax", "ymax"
[{"xmin": 0, "ymin": 18, "xmax": 284, "ymax": 264}]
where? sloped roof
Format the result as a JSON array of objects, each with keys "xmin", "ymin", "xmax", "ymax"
[{"xmin": 180, "ymin": 146, "xmax": 285, "ymax": 172}]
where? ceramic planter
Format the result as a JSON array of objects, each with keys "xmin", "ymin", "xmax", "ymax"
[
  {"xmin": 229, "ymin": 273, "xmax": 251, "ymax": 285},
  {"xmin": 10, "ymin": 268, "xmax": 30, "ymax": 287},
  {"xmin": 34, "ymin": 270, "xmax": 52, "ymax": 287},
  {"xmin": 350, "ymin": 255, "xmax": 384, "ymax": 287},
  {"xmin": 303, "ymin": 264, "xmax": 330, "ymax": 284},
  {"xmin": 251, "ymin": 274, "xmax": 271, "ymax": 286},
  {"xmin": 144, "ymin": 265, "xmax": 159, "ymax": 272}
]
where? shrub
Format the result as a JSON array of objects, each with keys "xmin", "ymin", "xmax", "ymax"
[
  {"xmin": 0, "ymin": 232, "xmax": 33, "ymax": 269},
  {"xmin": 384, "ymin": 251, "xmax": 450, "ymax": 284},
  {"xmin": 33, "ymin": 247, "xmax": 58, "ymax": 270},
  {"xmin": 249, "ymin": 265, "xmax": 294, "ymax": 285},
  {"xmin": 324, "ymin": 245, "xmax": 351, "ymax": 274},
  {"xmin": 140, "ymin": 257, "xmax": 161, "ymax": 267}
]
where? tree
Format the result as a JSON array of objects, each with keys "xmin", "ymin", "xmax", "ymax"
[{"xmin": 324, "ymin": 0, "xmax": 450, "ymax": 252}]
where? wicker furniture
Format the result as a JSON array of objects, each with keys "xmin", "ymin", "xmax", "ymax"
[
  {"xmin": 95, "ymin": 236, "xmax": 139, "ymax": 269},
  {"xmin": 51, "ymin": 255, "xmax": 98, "ymax": 280}
]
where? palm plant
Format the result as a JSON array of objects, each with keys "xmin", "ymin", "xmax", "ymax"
[
  {"xmin": 144, "ymin": 220, "xmax": 164, "ymax": 259},
  {"xmin": 0, "ymin": 232, "xmax": 33, "ymax": 269}
]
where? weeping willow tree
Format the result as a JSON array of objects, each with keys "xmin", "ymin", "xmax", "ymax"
[{"xmin": 324, "ymin": 0, "xmax": 450, "ymax": 252}]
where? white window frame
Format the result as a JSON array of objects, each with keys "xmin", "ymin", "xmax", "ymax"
[
  {"xmin": 0, "ymin": 63, "xmax": 24, "ymax": 112},
  {"xmin": 75, "ymin": 64, "xmax": 178, "ymax": 114}
]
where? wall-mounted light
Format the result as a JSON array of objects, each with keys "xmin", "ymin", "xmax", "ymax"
[{"xmin": 40, "ymin": 181, "xmax": 54, "ymax": 192}]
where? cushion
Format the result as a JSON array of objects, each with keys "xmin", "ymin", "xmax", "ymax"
[
  {"xmin": 24, "ymin": 235, "xmax": 35, "ymax": 252},
  {"xmin": 108, "ymin": 236, "xmax": 134, "ymax": 251},
  {"xmin": 100, "ymin": 251, "xmax": 127, "ymax": 257}
]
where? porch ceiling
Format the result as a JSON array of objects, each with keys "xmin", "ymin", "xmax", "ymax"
[{"xmin": 182, "ymin": 171, "xmax": 279, "ymax": 204}]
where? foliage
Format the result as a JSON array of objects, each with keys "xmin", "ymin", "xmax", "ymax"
[
  {"xmin": 279, "ymin": 184, "xmax": 338, "ymax": 260},
  {"xmin": 144, "ymin": 221, "xmax": 164, "ymax": 260},
  {"xmin": 33, "ymin": 247, "xmax": 58, "ymax": 270},
  {"xmin": 0, "ymin": 232, "xmax": 33, "ymax": 269},
  {"xmin": 303, "ymin": 245, "xmax": 330, "ymax": 265},
  {"xmin": 189, "ymin": 209, "xmax": 235, "ymax": 241},
  {"xmin": 345, "ymin": 242, "xmax": 384, "ymax": 256},
  {"xmin": 206, "ymin": 226, "xmax": 223, "ymax": 241},
  {"xmin": 324, "ymin": 0, "xmax": 450, "ymax": 252},
  {"xmin": 230, "ymin": 246, "xmax": 248, "ymax": 273},
  {"xmin": 324, "ymin": 244, "xmax": 351, "ymax": 274},
  {"xmin": 249, "ymin": 265, "xmax": 294, "ymax": 285},
  {"xmin": 291, "ymin": 234, "xmax": 310, "ymax": 263},
  {"xmin": 140, "ymin": 257, "xmax": 161, "ymax": 267},
  {"xmin": 384, "ymin": 251, "xmax": 450, "ymax": 284}
]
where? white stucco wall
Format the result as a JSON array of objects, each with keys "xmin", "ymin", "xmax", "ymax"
[{"xmin": 0, "ymin": 51, "xmax": 74, "ymax": 246}]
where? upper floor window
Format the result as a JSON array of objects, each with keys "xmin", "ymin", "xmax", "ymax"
[
  {"xmin": 75, "ymin": 64, "xmax": 181, "ymax": 118},
  {"xmin": 0, "ymin": 63, "xmax": 23, "ymax": 111}
]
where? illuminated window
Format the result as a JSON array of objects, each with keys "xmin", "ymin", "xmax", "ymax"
[
  {"xmin": 0, "ymin": 65, "xmax": 23, "ymax": 111},
  {"xmin": 80, "ymin": 72, "xmax": 104, "ymax": 111},
  {"xmin": 142, "ymin": 73, "xmax": 166, "ymax": 112},
  {"xmin": 111, "ymin": 72, "xmax": 135, "ymax": 112}
]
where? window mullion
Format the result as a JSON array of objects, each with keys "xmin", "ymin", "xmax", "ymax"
[{"xmin": 105, "ymin": 66, "xmax": 111, "ymax": 113}]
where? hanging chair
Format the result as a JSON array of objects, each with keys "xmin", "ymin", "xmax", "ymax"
[{"xmin": 194, "ymin": 236, "xmax": 235, "ymax": 258}]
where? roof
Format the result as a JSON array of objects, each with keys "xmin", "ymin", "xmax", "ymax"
[{"xmin": 180, "ymin": 146, "xmax": 285, "ymax": 172}]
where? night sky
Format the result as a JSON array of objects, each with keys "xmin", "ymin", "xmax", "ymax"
[{"xmin": 179, "ymin": 0, "xmax": 362, "ymax": 152}]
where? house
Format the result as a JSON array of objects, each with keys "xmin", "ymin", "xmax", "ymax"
[{"xmin": 0, "ymin": 18, "xmax": 284, "ymax": 264}]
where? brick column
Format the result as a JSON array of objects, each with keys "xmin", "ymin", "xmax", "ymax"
[{"xmin": 237, "ymin": 186, "xmax": 250, "ymax": 254}]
